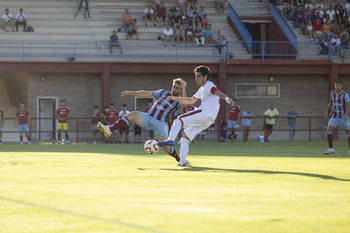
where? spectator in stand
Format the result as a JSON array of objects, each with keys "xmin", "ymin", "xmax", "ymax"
[
  {"xmin": 153, "ymin": 0, "xmax": 163, "ymax": 8},
  {"xmin": 323, "ymin": 13, "xmax": 330, "ymax": 23},
  {"xmin": 332, "ymin": 20, "xmax": 341, "ymax": 37},
  {"xmin": 346, "ymin": 0, "xmax": 350, "ymax": 16},
  {"xmin": 179, "ymin": 0, "xmax": 186, "ymax": 8},
  {"xmin": 340, "ymin": 27, "xmax": 350, "ymax": 46},
  {"xmin": 276, "ymin": 0, "xmax": 285, "ymax": 15},
  {"xmin": 185, "ymin": 24, "xmax": 194, "ymax": 43},
  {"xmin": 156, "ymin": 3, "xmax": 167, "ymax": 25},
  {"xmin": 172, "ymin": 10, "xmax": 182, "ymax": 28},
  {"xmin": 15, "ymin": 8, "xmax": 26, "ymax": 32},
  {"xmin": 337, "ymin": 6, "xmax": 346, "ymax": 24},
  {"xmin": 132, "ymin": 19, "xmax": 139, "ymax": 40},
  {"xmin": 192, "ymin": 12, "xmax": 201, "ymax": 27},
  {"xmin": 121, "ymin": 8, "xmax": 132, "ymax": 32},
  {"xmin": 215, "ymin": 0, "xmax": 227, "ymax": 13},
  {"xmin": 304, "ymin": 0, "xmax": 314, "ymax": 11},
  {"xmin": 203, "ymin": 24, "xmax": 214, "ymax": 43},
  {"xmin": 326, "ymin": 5, "xmax": 336, "ymax": 22},
  {"xmin": 74, "ymin": 0, "xmax": 90, "ymax": 19},
  {"xmin": 144, "ymin": 5, "xmax": 156, "ymax": 26},
  {"xmin": 187, "ymin": 0, "xmax": 198, "ymax": 11},
  {"xmin": 109, "ymin": 30, "xmax": 123, "ymax": 54},
  {"xmin": 306, "ymin": 6, "xmax": 314, "ymax": 20},
  {"xmin": 306, "ymin": 20, "xmax": 314, "ymax": 41},
  {"xmin": 175, "ymin": 25, "xmax": 185, "ymax": 42},
  {"xmin": 315, "ymin": 6, "xmax": 324, "ymax": 19},
  {"xmin": 264, "ymin": 104, "xmax": 279, "ymax": 142},
  {"xmin": 295, "ymin": 6, "xmax": 303, "ymax": 26},
  {"xmin": 1, "ymin": 8, "xmax": 15, "ymax": 32},
  {"xmin": 194, "ymin": 24, "xmax": 205, "ymax": 45},
  {"xmin": 313, "ymin": 18, "xmax": 323, "ymax": 42},
  {"xmin": 287, "ymin": 106, "xmax": 299, "ymax": 142},
  {"xmin": 330, "ymin": 34, "xmax": 341, "ymax": 55},
  {"xmin": 300, "ymin": 12, "xmax": 309, "ymax": 34},
  {"xmin": 187, "ymin": 6, "xmax": 195, "ymax": 21},
  {"xmin": 15, "ymin": 102, "xmax": 31, "ymax": 144},
  {"xmin": 168, "ymin": 5, "xmax": 177, "ymax": 19},
  {"xmin": 316, "ymin": 0, "xmax": 323, "ymax": 10},
  {"xmin": 0, "ymin": 107, "xmax": 4, "ymax": 144},
  {"xmin": 201, "ymin": 14, "xmax": 209, "ymax": 26},
  {"xmin": 213, "ymin": 30, "xmax": 226, "ymax": 54},
  {"xmin": 92, "ymin": 105, "xmax": 102, "ymax": 144},
  {"xmin": 286, "ymin": 4, "xmax": 296, "ymax": 21},
  {"xmin": 197, "ymin": 5, "xmax": 205, "ymax": 22},
  {"xmin": 163, "ymin": 24, "xmax": 175, "ymax": 43},
  {"xmin": 126, "ymin": 20, "xmax": 137, "ymax": 40},
  {"xmin": 242, "ymin": 107, "xmax": 252, "ymax": 143},
  {"xmin": 181, "ymin": 10, "xmax": 190, "ymax": 28},
  {"xmin": 323, "ymin": 20, "xmax": 334, "ymax": 41}
]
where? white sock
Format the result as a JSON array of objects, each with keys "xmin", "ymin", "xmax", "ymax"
[
  {"xmin": 168, "ymin": 119, "xmax": 182, "ymax": 141},
  {"xmin": 180, "ymin": 137, "xmax": 189, "ymax": 164}
]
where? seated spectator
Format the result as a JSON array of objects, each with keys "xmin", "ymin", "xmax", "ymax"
[
  {"xmin": 144, "ymin": 5, "xmax": 156, "ymax": 26},
  {"xmin": 1, "ymin": 8, "xmax": 15, "ymax": 32},
  {"xmin": 168, "ymin": 5, "xmax": 177, "ymax": 19},
  {"xmin": 153, "ymin": 0, "xmax": 163, "ymax": 8},
  {"xmin": 178, "ymin": 0, "xmax": 186, "ymax": 8},
  {"xmin": 201, "ymin": 14, "xmax": 209, "ymax": 26},
  {"xmin": 109, "ymin": 30, "xmax": 123, "ymax": 54},
  {"xmin": 340, "ymin": 27, "xmax": 350, "ymax": 46},
  {"xmin": 121, "ymin": 8, "xmax": 132, "ymax": 32},
  {"xmin": 326, "ymin": 5, "xmax": 335, "ymax": 21},
  {"xmin": 215, "ymin": 0, "xmax": 227, "ymax": 13},
  {"xmin": 175, "ymin": 25, "xmax": 185, "ymax": 42},
  {"xmin": 332, "ymin": 21, "xmax": 341, "ymax": 37},
  {"xmin": 126, "ymin": 19, "xmax": 138, "ymax": 40},
  {"xmin": 213, "ymin": 30, "xmax": 226, "ymax": 54},
  {"xmin": 316, "ymin": 0, "xmax": 323, "ymax": 10},
  {"xmin": 300, "ymin": 12, "xmax": 309, "ymax": 34},
  {"xmin": 323, "ymin": 13, "xmax": 330, "ymax": 23},
  {"xmin": 286, "ymin": 4, "xmax": 296, "ymax": 21},
  {"xmin": 331, "ymin": 34, "xmax": 341, "ymax": 55},
  {"xmin": 192, "ymin": 12, "xmax": 201, "ymax": 27},
  {"xmin": 187, "ymin": 0, "xmax": 198, "ymax": 11},
  {"xmin": 304, "ymin": 0, "xmax": 313, "ymax": 11},
  {"xmin": 306, "ymin": 7, "xmax": 314, "ymax": 19},
  {"xmin": 156, "ymin": 3, "xmax": 167, "ymax": 25},
  {"xmin": 187, "ymin": 6, "xmax": 194, "ymax": 21},
  {"xmin": 306, "ymin": 20, "xmax": 314, "ymax": 41},
  {"xmin": 15, "ymin": 8, "xmax": 26, "ymax": 32},
  {"xmin": 313, "ymin": 18, "xmax": 323, "ymax": 42},
  {"xmin": 197, "ymin": 5, "xmax": 205, "ymax": 22},
  {"xmin": 203, "ymin": 24, "xmax": 214, "ymax": 43},
  {"xmin": 276, "ymin": 0, "xmax": 285, "ymax": 14},
  {"xmin": 313, "ymin": 12, "xmax": 323, "ymax": 23},
  {"xmin": 172, "ymin": 11, "xmax": 182, "ymax": 28},
  {"xmin": 185, "ymin": 24, "xmax": 194, "ymax": 43},
  {"xmin": 346, "ymin": 0, "xmax": 350, "ymax": 16},
  {"xmin": 181, "ymin": 11, "xmax": 190, "ymax": 27},
  {"xmin": 315, "ymin": 6, "xmax": 324, "ymax": 18},
  {"xmin": 163, "ymin": 24, "xmax": 174, "ymax": 43},
  {"xmin": 322, "ymin": 20, "xmax": 333, "ymax": 41},
  {"xmin": 194, "ymin": 25, "xmax": 205, "ymax": 45},
  {"xmin": 294, "ymin": 6, "xmax": 303, "ymax": 26}
]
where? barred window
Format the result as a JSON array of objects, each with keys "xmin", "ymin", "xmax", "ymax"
[{"xmin": 236, "ymin": 84, "xmax": 279, "ymax": 98}]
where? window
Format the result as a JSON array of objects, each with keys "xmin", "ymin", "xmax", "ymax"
[{"xmin": 235, "ymin": 84, "xmax": 279, "ymax": 98}]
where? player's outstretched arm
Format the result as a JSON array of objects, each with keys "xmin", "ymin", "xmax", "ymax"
[
  {"xmin": 121, "ymin": 91, "xmax": 154, "ymax": 98},
  {"xmin": 167, "ymin": 96, "xmax": 197, "ymax": 105},
  {"xmin": 213, "ymin": 89, "xmax": 233, "ymax": 104}
]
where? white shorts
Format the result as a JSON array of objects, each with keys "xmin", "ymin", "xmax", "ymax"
[{"xmin": 179, "ymin": 109, "xmax": 213, "ymax": 141}]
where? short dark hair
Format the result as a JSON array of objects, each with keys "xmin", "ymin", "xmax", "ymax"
[
  {"xmin": 194, "ymin": 65, "xmax": 210, "ymax": 80},
  {"xmin": 232, "ymin": 98, "xmax": 237, "ymax": 102},
  {"xmin": 335, "ymin": 80, "xmax": 343, "ymax": 85},
  {"xmin": 60, "ymin": 100, "xmax": 66, "ymax": 103},
  {"xmin": 122, "ymin": 104, "xmax": 127, "ymax": 107},
  {"xmin": 110, "ymin": 103, "xmax": 114, "ymax": 106},
  {"xmin": 104, "ymin": 105, "xmax": 109, "ymax": 109},
  {"xmin": 94, "ymin": 105, "xmax": 98, "ymax": 108},
  {"xmin": 20, "ymin": 8, "xmax": 23, "ymax": 11}
]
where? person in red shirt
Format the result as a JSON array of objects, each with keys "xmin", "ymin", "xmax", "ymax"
[
  {"xmin": 15, "ymin": 102, "xmax": 31, "ymax": 144},
  {"xmin": 56, "ymin": 100, "xmax": 70, "ymax": 144},
  {"xmin": 0, "ymin": 107, "xmax": 4, "ymax": 144},
  {"xmin": 313, "ymin": 18, "xmax": 323, "ymax": 40},
  {"xmin": 92, "ymin": 105, "xmax": 102, "ymax": 144},
  {"xmin": 183, "ymin": 105, "xmax": 195, "ymax": 113},
  {"xmin": 228, "ymin": 99, "xmax": 240, "ymax": 142},
  {"xmin": 156, "ymin": 3, "xmax": 167, "ymax": 25},
  {"xmin": 104, "ymin": 103, "xmax": 119, "ymax": 143}
]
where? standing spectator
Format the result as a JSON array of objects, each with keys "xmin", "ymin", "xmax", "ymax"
[
  {"xmin": 133, "ymin": 123, "xmax": 142, "ymax": 143},
  {"xmin": 15, "ymin": 8, "xmax": 26, "ymax": 32},
  {"xmin": 56, "ymin": 100, "xmax": 70, "ymax": 144},
  {"xmin": 194, "ymin": 24, "xmax": 205, "ymax": 45},
  {"xmin": 213, "ymin": 30, "xmax": 226, "ymax": 54},
  {"xmin": 156, "ymin": 3, "xmax": 167, "ymax": 25},
  {"xmin": 228, "ymin": 99, "xmax": 240, "ymax": 142},
  {"xmin": 121, "ymin": 8, "xmax": 132, "ymax": 32},
  {"xmin": 215, "ymin": 0, "xmax": 227, "ymax": 13},
  {"xmin": 119, "ymin": 104, "xmax": 130, "ymax": 143},
  {"xmin": 0, "ymin": 107, "xmax": 4, "ymax": 144},
  {"xmin": 185, "ymin": 24, "xmax": 195, "ymax": 43},
  {"xmin": 220, "ymin": 120, "xmax": 228, "ymax": 142},
  {"xmin": 92, "ymin": 105, "xmax": 102, "ymax": 144},
  {"xmin": 104, "ymin": 103, "xmax": 119, "ymax": 144},
  {"xmin": 74, "ymin": 0, "xmax": 90, "ymax": 19},
  {"xmin": 287, "ymin": 106, "xmax": 299, "ymax": 142},
  {"xmin": 1, "ymin": 8, "xmax": 15, "ymax": 32},
  {"xmin": 109, "ymin": 30, "xmax": 123, "ymax": 54},
  {"xmin": 144, "ymin": 5, "xmax": 156, "ymax": 26},
  {"xmin": 203, "ymin": 24, "xmax": 214, "ymax": 43},
  {"xmin": 264, "ymin": 104, "xmax": 279, "ymax": 142},
  {"xmin": 15, "ymin": 102, "xmax": 31, "ymax": 144},
  {"xmin": 163, "ymin": 24, "xmax": 175, "ymax": 43},
  {"xmin": 242, "ymin": 107, "xmax": 252, "ymax": 142}
]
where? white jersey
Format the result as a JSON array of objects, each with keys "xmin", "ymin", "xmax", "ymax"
[{"xmin": 192, "ymin": 80, "xmax": 220, "ymax": 121}]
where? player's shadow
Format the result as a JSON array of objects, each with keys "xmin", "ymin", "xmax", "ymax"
[{"xmin": 151, "ymin": 166, "xmax": 350, "ymax": 182}]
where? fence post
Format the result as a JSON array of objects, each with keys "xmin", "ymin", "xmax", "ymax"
[
  {"xmin": 76, "ymin": 118, "xmax": 79, "ymax": 144},
  {"xmin": 22, "ymin": 42, "xmax": 24, "ymax": 61},
  {"xmin": 308, "ymin": 117, "xmax": 312, "ymax": 142}
]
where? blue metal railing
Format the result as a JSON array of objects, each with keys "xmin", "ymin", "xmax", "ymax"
[
  {"xmin": 227, "ymin": 4, "xmax": 252, "ymax": 51},
  {"xmin": 229, "ymin": 3, "xmax": 272, "ymax": 17},
  {"xmin": 0, "ymin": 41, "xmax": 348, "ymax": 62}
]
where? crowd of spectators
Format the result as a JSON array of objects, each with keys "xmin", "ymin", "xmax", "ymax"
[{"xmin": 275, "ymin": 0, "xmax": 350, "ymax": 56}]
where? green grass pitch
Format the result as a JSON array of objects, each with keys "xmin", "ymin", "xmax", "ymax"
[{"xmin": 0, "ymin": 141, "xmax": 350, "ymax": 233}]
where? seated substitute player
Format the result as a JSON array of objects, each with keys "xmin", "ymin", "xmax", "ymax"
[
  {"xmin": 324, "ymin": 80, "xmax": 350, "ymax": 155},
  {"xmin": 98, "ymin": 78, "xmax": 187, "ymax": 163},
  {"xmin": 158, "ymin": 65, "xmax": 233, "ymax": 166},
  {"xmin": 15, "ymin": 102, "xmax": 31, "ymax": 144},
  {"xmin": 56, "ymin": 100, "xmax": 70, "ymax": 144}
]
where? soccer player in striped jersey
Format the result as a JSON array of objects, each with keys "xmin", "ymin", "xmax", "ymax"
[
  {"xmin": 324, "ymin": 80, "xmax": 350, "ymax": 155},
  {"xmin": 98, "ymin": 78, "xmax": 187, "ymax": 163},
  {"xmin": 158, "ymin": 65, "xmax": 233, "ymax": 166},
  {"xmin": 15, "ymin": 102, "xmax": 31, "ymax": 144}
]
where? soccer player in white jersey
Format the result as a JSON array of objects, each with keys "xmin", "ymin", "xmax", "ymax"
[
  {"xmin": 324, "ymin": 80, "xmax": 350, "ymax": 155},
  {"xmin": 158, "ymin": 65, "xmax": 233, "ymax": 166}
]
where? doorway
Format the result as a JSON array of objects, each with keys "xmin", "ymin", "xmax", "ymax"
[{"xmin": 37, "ymin": 97, "xmax": 57, "ymax": 141}]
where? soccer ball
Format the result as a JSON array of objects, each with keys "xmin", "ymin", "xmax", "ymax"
[{"xmin": 144, "ymin": 140, "xmax": 160, "ymax": 154}]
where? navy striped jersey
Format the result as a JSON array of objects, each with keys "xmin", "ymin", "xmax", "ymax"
[
  {"xmin": 330, "ymin": 91, "xmax": 350, "ymax": 118},
  {"xmin": 148, "ymin": 89, "xmax": 180, "ymax": 122}
]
